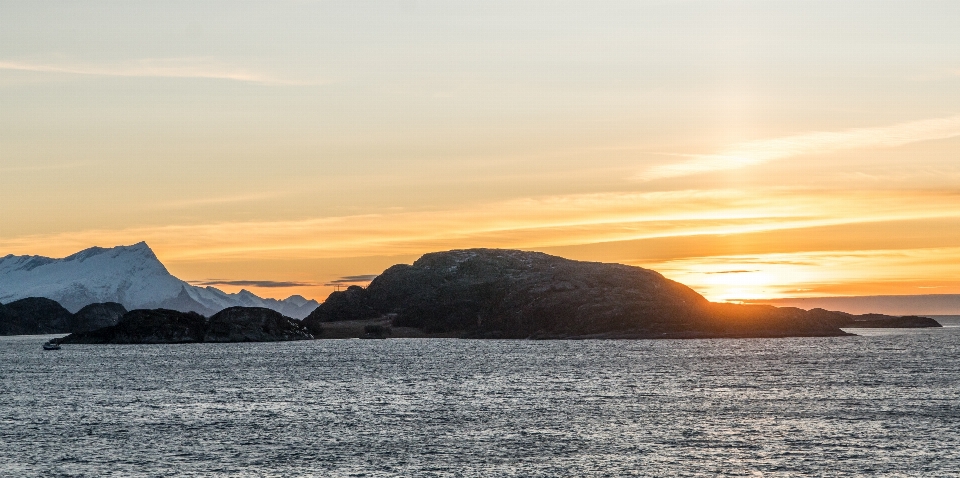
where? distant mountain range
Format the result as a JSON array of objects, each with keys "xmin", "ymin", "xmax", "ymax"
[{"xmin": 0, "ymin": 242, "xmax": 319, "ymax": 319}]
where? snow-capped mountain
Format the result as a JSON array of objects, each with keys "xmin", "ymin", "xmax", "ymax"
[{"xmin": 0, "ymin": 242, "xmax": 319, "ymax": 318}]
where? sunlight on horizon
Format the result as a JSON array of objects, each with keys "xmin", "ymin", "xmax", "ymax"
[{"xmin": 650, "ymin": 247, "xmax": 960, "ymax": 303}]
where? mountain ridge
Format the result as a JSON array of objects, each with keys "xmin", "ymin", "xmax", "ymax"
[{"xmin": 0, "ymin": 242, "xmax": 319, "ymax": 318}]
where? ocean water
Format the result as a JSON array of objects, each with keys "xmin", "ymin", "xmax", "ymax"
[{"xmin": 3, "ymin": 324, "xmax": 960, "ymax": 477}]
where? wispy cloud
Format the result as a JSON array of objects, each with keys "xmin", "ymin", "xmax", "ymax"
[
  {"xmin": 334, "ymin": 274, "xmax": 380, "ymax": 282},
  {"xmin": 4, "ymin": 188, "xmax": 960, "ymax": 264},
  {"xmin": 703, "ymin": 270, "xmax": 758, "ymax": 274},
  {"xmin": 324, "ymin": 274, "xmax": 379, "ymax": 286},
  {"xmin": 637, "ymin": 114, "xmax": 960, "ymax": 181},
  {"xmin": 0, "ymin": 58, "xmax": 313, "ymax": 86},
  {"xmin": 152, "ymin": 191, "xmax": 290, "ymax": 209},
  {"xmin": 189, "ymin": 279, "xmax": 318, "ymax": 288},
  {"xmin": 0, "ymin": 161, "xmax": 93, "ymax": 173}
]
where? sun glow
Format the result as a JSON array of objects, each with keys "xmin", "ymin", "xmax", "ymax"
[
  {"xmin": 3, "ymin": 184, "xmax": 960, "ymax": 300},
  {"xmin": 649, "ymin": 247, "xmax": 960, "ymax": 303},
  {"xmin": 652, "ymin": 260, "xmax": 807, "ymax": 302}
]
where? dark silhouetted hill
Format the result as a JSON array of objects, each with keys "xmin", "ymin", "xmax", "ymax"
[{"xmin": 305, "ymin": 249, "xmax": 864, "ymax": 339}]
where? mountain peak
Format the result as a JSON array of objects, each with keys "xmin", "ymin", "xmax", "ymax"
[
  {"xmin": 59, "ymin": 242, "xmax": 159, "ymax": 264},
  {"xmin": 63, "ymin": 246, "xmax": 107, "ymax": 262},
  {"xmin": 0, "ymin": 242, "xmax": 320, "ymax": 319},
  {"xmin": 283, "ymin": 295, "xmax": 317, "ymax": 307},
  {"xmin": 0, "ymin": 242, "xmax": 179, "ymax": 311},
  {"xmin": 129, "ymin": 241, "xmax": 152, "ymax": 251},
  {"xmin": 117, "ymin": 241, "xmax": 157, "ymax": 256}
]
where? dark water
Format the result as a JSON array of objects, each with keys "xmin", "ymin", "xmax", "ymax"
[{"xmin": 3, "ymin": 325, "xmax": 960, "ymax": 477}]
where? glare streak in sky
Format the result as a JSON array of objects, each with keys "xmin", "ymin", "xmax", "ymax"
[
  {"xmin": 638, "ymin": 115, "xmax": 960, "ymax": 181},
  {"xmin": 0, "ymin": 59, "xmax": 310, "ymax": 85}
]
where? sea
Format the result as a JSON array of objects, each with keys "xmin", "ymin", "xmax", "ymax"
[{"xmin": 3, "ymin": 318, "xmax": 960, "ymax": 477}]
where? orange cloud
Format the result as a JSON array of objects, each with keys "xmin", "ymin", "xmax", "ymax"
[{"xmin": 3, "ymin": 188, "xmax": 959, "ymax": 301}]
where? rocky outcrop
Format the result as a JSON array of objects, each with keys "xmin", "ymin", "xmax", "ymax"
[
  {"xmin": 849, "ymin": 315, "xmax": 941, "ymax": 328},
  {"xmin": 810, "ymin": 310, "xmax": 942, "ymax": 328},
  {"xmin": 70, "ymin": 302, "xmax": 128, "ymax": 333},
  {"xmin": 59, "ymin": 306, "xmax": 314, "ymax": 344},
  {"xmin": 307, "ymin": 285, "xmax": 380, "ymax": 322},
  {"xmin": 0, "ymin": 295, "xmax": 314, "ymax": 336},
  {"xmin": 0, "ymin": 297, "xmax": 73, "ymax": 335},
  {"xmin": 304, "ymin": 249, "xmax": 853, "ymax": 339},
  {"xmin": 60, "ymin": 309, "xmax": 208, "ymax": 344},
  {"xmin": 203, "ymin": 307, "xmax": 314, "ymax": 342}
]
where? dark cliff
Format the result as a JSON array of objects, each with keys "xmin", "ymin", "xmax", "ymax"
[
  {"xmin": 304, "ymin": 249, "xmax": 854, "ymax": 339},
  {"xmin": 204, "ymin": 307, "xmax": 314, "ymax": 342}
]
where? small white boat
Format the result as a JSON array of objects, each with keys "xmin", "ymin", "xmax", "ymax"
[{"xmin": 42, "ymin": 341, "xmax": 61, "ymax": 350}]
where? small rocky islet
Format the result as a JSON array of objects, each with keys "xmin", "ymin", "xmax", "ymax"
[
  {"xmin": 4, "ymin": 248, "xmax": 942, "ymax": 344},
  {"xmin": 59, "ymin": 306, "xmax": 314, "ymax": 344}
]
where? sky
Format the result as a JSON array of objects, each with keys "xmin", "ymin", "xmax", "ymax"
[{"xmin": 2, "ymin": 1, "xmax": 960, "ymax": 303}]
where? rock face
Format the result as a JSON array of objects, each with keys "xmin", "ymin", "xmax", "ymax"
[
  {"xmin": 60, "ymin": 307, "xmax": 314, "ymax": 344},
  {"xmin": 0, "ymin": 297, "xmax": 73, "ymax": 335},
  {"xmin": 204, "ymin": 307, "xmax": 314, "ymax": 342},
  {"xmin": 310, "ymin": 285, "xmax": 380, "ymax": 322},
  {"xmin": 304, "ymin": 249, "xmax": 852, "ymax": 339},
  {"xmin": 70, "ymin": 302, "xmax": 128, "ymax": 333}
]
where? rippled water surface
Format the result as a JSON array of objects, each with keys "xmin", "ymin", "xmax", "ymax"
[{"xmin": 3, "ymin": 325, "xmax": 960, "ymax": 477}]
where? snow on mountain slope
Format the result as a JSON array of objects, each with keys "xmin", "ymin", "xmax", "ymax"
[{"xmin": 0, "ymin": 242, "xmax": 319, "ymax": 318}]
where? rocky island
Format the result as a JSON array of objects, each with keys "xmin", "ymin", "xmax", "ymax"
[
  {"xmin": 59, "ymin": 306, "xmax": 314, "ymax": 344},
  {"xmin": 822, "ymin": 311, "xmax": 942, "ymax": 328},
  {"xmin": 303, "ymin": 248, "xmax": 876, "ymax": 339}
]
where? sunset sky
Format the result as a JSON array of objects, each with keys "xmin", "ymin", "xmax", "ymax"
[{"xmin": 2, "ymin": 1, "xmax": 960, "ymax": 303}]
